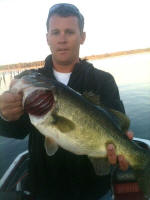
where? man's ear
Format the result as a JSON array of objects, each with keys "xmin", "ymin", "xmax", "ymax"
[
  {"xmin": 46, "ymin": 33, "xmax": 50, "ymax": 46},
  {"xmin": 80, "ymin": 32, "xmax": 86, "ymax": 45}
]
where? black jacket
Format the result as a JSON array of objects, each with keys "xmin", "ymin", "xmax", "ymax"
[{"xmin": 0, "ymin": 55, "xmax": 125, "ymax": 200}]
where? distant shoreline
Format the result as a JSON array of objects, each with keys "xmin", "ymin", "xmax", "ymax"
[{"xmin": 0, "ymin": 48, "xmax": 150, "ymax": 72}]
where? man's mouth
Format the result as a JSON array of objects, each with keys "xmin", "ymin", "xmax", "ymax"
[{"xmin": 57, "ymin": 48, "xmax": 69, "ymax": 53}]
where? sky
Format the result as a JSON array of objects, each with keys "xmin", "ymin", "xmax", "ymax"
[{"xmin": 0, "ymin": 0, "xmax": 150, "ymax": 65}]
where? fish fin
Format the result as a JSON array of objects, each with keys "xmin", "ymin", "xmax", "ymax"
[
  {"xmin": 82, "ymin": 91, "xmax": 101, "ymax": 105},
  {"xmin": 44, "ymin": 137, "xmax": 58, "ymax": 156},
  {"xmin": 82, "ymin": 91, "xmax": 130, "ymax": 132},
  {"xmin": 89, "ymin": 157, "xmax": 111, "ymax": 176},
  {"xmin": 109, "ymin": 109, "xmax": 130, "ymax": 133},
  {"xmin": 53, "ymin": 115, "xmax": 75, "ymax": 133}
]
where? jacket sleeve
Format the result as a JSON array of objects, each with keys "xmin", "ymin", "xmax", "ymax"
[{"xmin": 0, "ymin": 113, "xmax": 31, "ymax": 139}]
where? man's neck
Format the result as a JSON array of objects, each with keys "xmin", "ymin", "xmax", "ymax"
[{"xmin": 52, "ymin": 58, "xmax": 79, "ymax": 73}]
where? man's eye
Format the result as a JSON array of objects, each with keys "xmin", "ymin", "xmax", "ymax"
[
  {"xmin": 66, "ymin": 30, "xmax": 74, "ymax": 35},
  {"xmin": 51, "ymin": 31, "xmax": 59, "ymax": 35}
]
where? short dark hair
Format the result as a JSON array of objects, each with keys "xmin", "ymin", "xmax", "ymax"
[{"xmin": 46, "ymin": 3, "xmax": 84, "ymax": 33}]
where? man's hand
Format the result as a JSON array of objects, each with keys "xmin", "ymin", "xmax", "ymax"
[
  {"xmin": 0, "ymin": 91, "xmax": 24, "ymax": 121},
  {"xmin": 107, "ymin": 131, "xmax": 133, "ymax": 171}
]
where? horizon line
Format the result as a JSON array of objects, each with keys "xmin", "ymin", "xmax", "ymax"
[{"xmin": 0, "ymin": 47, "xmax": 150, "ymax": 72}]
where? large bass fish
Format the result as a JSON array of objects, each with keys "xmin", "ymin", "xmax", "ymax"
[{"xmin": 11, "ymin": 71, "xmax": 150, "ymax": 198}]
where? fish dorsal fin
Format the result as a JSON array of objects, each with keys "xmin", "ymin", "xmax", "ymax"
[
  {"xmin": 82, "ymin": 91, "xmax": 101, "ymax": 105},
  {"xmin": 89, "ymin": 157, "xmax": 111, "ymax": 176},
  {"xmin": 109, "ymin": 109, "xmax": 130, "ymax": 133},
  {"xmin": 53, "ymin": 115, "xmax": 75, "ymax": 133},
  {"xmin": 44, "ymin": 137, "xmax": 58, "ymax": 156},
  {"xmin": 82, "ymin": 91, "xmax": 130, "ymax": 133}
]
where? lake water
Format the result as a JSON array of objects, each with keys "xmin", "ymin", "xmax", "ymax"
[
  {"xmin": 92, "ymin": 52, "xmax": 150, "ymax": 139},
  {"xmin": 0, "ymin": 52, "xmax": 150, "ymax": 178}
]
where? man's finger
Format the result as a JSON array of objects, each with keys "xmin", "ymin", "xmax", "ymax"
[
  {"xmin": 118, "ymin": 155, "xmax": 129, "ymax": 171},
  {"xmin": 107, "ymin": 144, "xmax": 117, "ymax": 165},
  {"xmin": 126, "ymin": 130, "xmax": 134, "ymax": 140},
  {"xmin": 1, "ymin": 91, "xmax": 22, "ymax": 103}
]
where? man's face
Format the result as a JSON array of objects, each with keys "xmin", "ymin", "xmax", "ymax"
[{"xmin": 47, "ymin": 15, "xmax": 85, "ymax": 66}]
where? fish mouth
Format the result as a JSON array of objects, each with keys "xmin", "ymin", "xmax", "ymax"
[{"xmin": 24, "ymin": 89, "xmax": 54, "ymax": 116}]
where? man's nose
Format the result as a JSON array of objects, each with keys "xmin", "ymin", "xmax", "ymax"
[{"xmin": 58, "ymin": 32, "xmax": 67, "ymax": 43}]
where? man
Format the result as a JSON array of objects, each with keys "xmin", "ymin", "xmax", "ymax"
[{"xmin": 0, "ymin": 3, "xmax": 133, "ymax": 200}]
